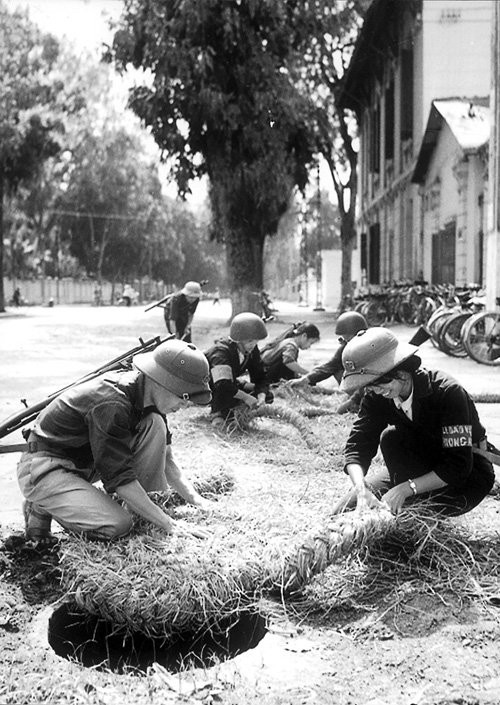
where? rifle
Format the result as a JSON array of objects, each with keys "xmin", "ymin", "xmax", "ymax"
[
  {"xmin": 0, "ymin": 334, "xmax": 171, "ymax": 453},
  {"xmin": 144, "ymin": 293, "xmax": 173, "ymax": 313},
  {"xmin": 144, "ymin": 281, "xmax": 209, "ymax": 313}
]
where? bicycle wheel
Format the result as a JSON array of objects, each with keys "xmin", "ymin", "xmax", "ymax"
[
  {"xmin": 437, "ymin": 311, "xmax": 471, "ymax": 357},
  {"xmin": 427, "ymin": 309, "xmax": 455, "ymax": 348},
  {"xmin": 462, "ymin": 311, "xmax": 500, "ymax": 365},
  {"xmin": 416, "ymin": 297, "xmax": 437, "ymax": 326},
  {"xmin": 363, "ymin": 300, "xmax": 389, "ymax": 326}
]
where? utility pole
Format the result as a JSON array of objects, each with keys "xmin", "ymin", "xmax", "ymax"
[
  {"xmin": 313, "ymin": 159, "xmax": 325, "ymax": 311},
  {"xmin": 486, "ymin": 0, "xmax": 500, "ymax": 310}
]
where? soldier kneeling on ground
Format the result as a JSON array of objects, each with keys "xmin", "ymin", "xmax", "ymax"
[
  {"xmin": 290, "ymin": 311, "xmax": 367, "ymax": 414},
  {"xmin": 333, "ymin": 327, "xmax": 495, "ymax": 518},
  {"xmin": 18, "ymin": 339, "xmax": 213, "ymax": 543},
  {"xmin": 204, "ymin": 312, "xmax": 274, "ymax": 429}
]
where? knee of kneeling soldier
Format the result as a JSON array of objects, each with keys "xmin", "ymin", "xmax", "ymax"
[{"xmin": 99, "ymin": 513, "xmax": 134, "ymax": 540}]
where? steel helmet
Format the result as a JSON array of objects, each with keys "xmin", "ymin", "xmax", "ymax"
[
  {"xmin": 181, "ymin": 281, "xmax": 202, "ymax": 297},
  {"xmin": 229, "ymin": 312, "xmax": 267, "ymax": 341},
  {"xmin": 335, "ymin": 311, "xmax": 368, "ymax": 338},
  {"xmin": 133, "ymin": 339, "xmax": 211, "ymax": 405},
  {"xmin": 340, "ymin": 327, "xmax": 418, "ymax": 393}
]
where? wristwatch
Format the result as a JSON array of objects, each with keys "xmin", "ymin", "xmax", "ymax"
[{"xmin": 407, "ymin": 479, "xmax": 418, "ymax": 496}]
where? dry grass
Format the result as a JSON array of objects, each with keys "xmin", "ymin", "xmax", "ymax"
[
  {"xmin": 57, "ymin": 397, "xmax": 500, "ymax": 647},
  {"xmin": 299, "ymin": 503, "xmax": 500, "ymax": 626},
  {"xmin": 57, "ymin": 404, "xmax": 352, "ymax": 638}
]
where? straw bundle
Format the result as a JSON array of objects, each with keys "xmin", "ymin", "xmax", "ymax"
[
  {"xmin": 151, "ymin": 468, "xmax": 235, "ymax": 508},
  {"xmin": 278, "ymin": 507, "xmax": 394, "ymax": 595},
  {"xmin": 60, "ymin": 523, "xmax": 267, "ymax": 638},
  {"xmin": 301, "ymin": 504, "xmax": 500, "ymax": 617},
  {"xmin": 59, "ymin": 486, "xmax": 398, "ymax": 638},
  {"xmin": 226, "ymin": 403, "xmax": 320, "ymax": 450},
  {"xmin": 274, "ymin": 384, "xmax": 340, "ymax": 416}
]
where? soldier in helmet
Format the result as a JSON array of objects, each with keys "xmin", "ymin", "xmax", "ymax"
[
  {"xmin": 290, "ymin": 310, "xmax": 368, "ymax": 414},
  {"xmin": 333, "ymin": 327, "xmax": 494, "ymax": 517},
  {"xmin": 18, "ymin": 339, "xmax": 213, "ymax": 543},
  {"xmin": 204, "ymin": 312, "xmax": 274, "ymax": 428},
  {"xmin": 165, "ymin": 281, "xmax": 202, "ymax": 342}
]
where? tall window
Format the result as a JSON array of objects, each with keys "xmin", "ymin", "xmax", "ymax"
[
  {"xmin": 385, "ymin": 80, "xmax": 395, "ymax": 160},
  {"xmin": 400, "ymin": 49, "xmax": 414, "ymax": 141},
  {"xmin": 370, "ymin": 102, "xmax": 381, "ymax": 173}
]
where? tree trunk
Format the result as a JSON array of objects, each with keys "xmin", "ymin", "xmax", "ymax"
[
  {"xmin": 0, "ymin": 173, "xmax": 5, "ymax": 313},
  {"xmin": 225, "ymin": 227, "xmax": 265, "ymax": 316},
  {"xmin": 340, "ymin": 211, "xmax": 356, "ymax": 309}
]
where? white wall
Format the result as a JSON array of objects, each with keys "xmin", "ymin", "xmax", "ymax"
[
  {"xmin": 321, "ymin": 250, "xmax": 341, "ymax": 309},
  {"xmin": 422, "ymin": 1, "xmax": 491, "ymax": 121},
  {"xmin": 4, "ymin": 278, "xmax": 167, "ymax": 306},
  {"xmin": 421, "ymin": 122, "xmax": 485, "ymax": 286}
]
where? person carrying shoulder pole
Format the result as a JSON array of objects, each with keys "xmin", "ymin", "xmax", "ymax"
[
  {"xmin": 18, "ymin": 339, "xmax": 213, "ymax": 543},
  {"xmin": 165, "ymin": 281, "xmax": 202, "ymax": 342}
]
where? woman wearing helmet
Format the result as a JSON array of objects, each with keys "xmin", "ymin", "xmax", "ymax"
[
  {"xmin": 333, "ymin": 327, "xmax": 494, "ymax": 517},
  {"xmin": 261, "ymin": 322, "xmax": 321, "ymax": 384},
  {"xmin": 204, "ymin": 312, "xmax": 274, "ymax": 428},
  {"xmin": 290, "ymin": 311, "xmax": 367, "ymax": 414}
]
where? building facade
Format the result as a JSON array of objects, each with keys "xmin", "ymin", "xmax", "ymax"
[
  {"xmin": 413, "ymin": 99, "xmax": 489, "ymax": 286},
  {"xmin": 339, "ymin": 0, "xmax": 492, "ymax": 288}
]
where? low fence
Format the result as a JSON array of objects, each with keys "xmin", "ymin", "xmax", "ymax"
[{"xmin": 4, "ymin": 278, "xmax": 168, "ymax": 306}]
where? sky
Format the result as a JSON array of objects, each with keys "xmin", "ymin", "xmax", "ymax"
[
  {"xmin": 4, "ymin": 0, "xmax": 208, "ymax": 205},
  {"xmin": 5, "ymin": 0, "xmax": 121, "ymax": 51},
  {"xmin": 4, "ymin": 0, "xmax": 333, "ymax": 207}
]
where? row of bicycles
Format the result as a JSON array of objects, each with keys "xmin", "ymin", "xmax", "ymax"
[
  {"xmin": 346, "ymin": 281, "xmax": 500, "ymax": 366},
  {"xmin": 351, "ymin": 281, "xmax": 465, "ymax": 327},
  {"xmin": 426, "ymin": 300, "xmax": 500, "ymax": 366}
]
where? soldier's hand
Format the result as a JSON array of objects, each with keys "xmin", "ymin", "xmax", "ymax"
[
  {"xmin": 288, "ymin": 377, "xmax": 309, "ymax": 388},
  {"xmin": 173, "ymin": 519, "xmax": 212, "ymax": 540},
  {"xmin": 380, "ymin": 483, "xmax": 412, "ymax": 515},
  {"xmin": 355, "ymin": 486, "xmax": 382, "ymax": 513}
]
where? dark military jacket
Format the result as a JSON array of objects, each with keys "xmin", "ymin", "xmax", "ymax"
[
  {"xmin": 307, "ymin": 344, "xmax": 345, "ymax": 385},
  {"xmin": 344, "ymin": 367, "xmax": 487, "ymax": 488},
  {"xmin": 204, "ymin": 337, "xmax": 269, "ymax": 412}
]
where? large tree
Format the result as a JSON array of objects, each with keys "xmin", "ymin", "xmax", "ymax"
[
  {"xmin": 109, "ymin": 0, "xmax": 322, "ymax": 312},
  {"xmin": 0, "ymin": 1, "xmax": 64, "ymax": 311}
]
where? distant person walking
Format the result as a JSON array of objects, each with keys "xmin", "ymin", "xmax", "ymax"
[{"xmin": 164, "ymin": 281, "xmax": 202, "ymax": 343}]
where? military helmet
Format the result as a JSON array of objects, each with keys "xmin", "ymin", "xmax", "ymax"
[
  {"xmin": 335, "ymin": 311, "xmax": 368, "ymax": 338},
  {"xmin": 133, "ymin": 339, "xmax": 211, "ymax": 405},
  {"xmin": 340, "ymin": 327, "xmax": 418, "ymax": 393},
  {"xmin": 181, "ymin": 281, "xmax": 202, "ymax": 297},
  {"xmin": 229, "ymin": 312, "xmax": 267, "ymax": 341}
]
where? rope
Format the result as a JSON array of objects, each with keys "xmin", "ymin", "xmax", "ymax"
[
  {"xmin": 228, "ymin": 403, "xmax": 320, "ymax": 450},
  {"xmin": 278, "ymin": 508, "xmax": 394, "ymax": 595}
]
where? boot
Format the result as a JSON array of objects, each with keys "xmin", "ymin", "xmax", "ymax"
[{"xmin": 22, "ymin": 500, "xmax": 54, "ymax": 544}]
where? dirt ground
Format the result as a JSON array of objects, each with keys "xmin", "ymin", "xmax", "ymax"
[{"xmin": 1, "ymin": 301, "xmax": 500, "ymax": 705}]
